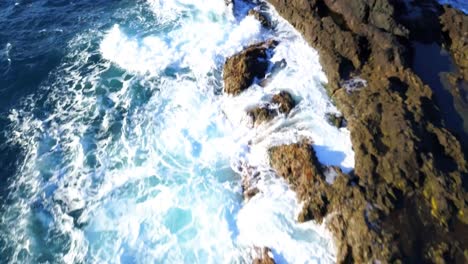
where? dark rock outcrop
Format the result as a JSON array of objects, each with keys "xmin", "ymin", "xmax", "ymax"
[
  {"xmin": 440, "ymin": 6, "xmax": 468, "ymax": 80},
  {"xmin": 247, "ymin": 91, "xmax": 295, "ymax": 126},
  {"xmin": 266, "ymin": 0, "xmax": 468, "ymax": 263},
  {"xmin": 223, "ymin": 40, "xmax": 278, "ymax": 95}
]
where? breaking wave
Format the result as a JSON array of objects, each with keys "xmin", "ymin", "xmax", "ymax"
[{"xmin": 0, "ymin": 0, "xmax": 358, "ymax": 263}]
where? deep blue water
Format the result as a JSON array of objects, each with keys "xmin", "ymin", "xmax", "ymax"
[
  {"xmin": 1, "ymin": 0, "xmax": 117, "ymax": 110},
  {"xmin": 0, "ymin": 0, "xmax": 121, "ymax": 189}
]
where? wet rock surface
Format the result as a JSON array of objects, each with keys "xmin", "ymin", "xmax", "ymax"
[
  {"xmin": 269, "ymin": 141, "xmax": 379, "ymax": 261},
  {"xmin": 440, "ymin": 6, "xmax": 468, "ymax": 80},
  {"xmin": 247, "ymin": 91, "xmax": 295, "ymax": 126},
  {"xmin": 248, "ymin": 7, "xmax": 272, "ymax": 29},
  {"xmin": 252, "ymin": 247, "xmax": 275, "ymax": 264},
  {"xmin": 223, "ymin": 40, "xmax": 278, "ymax": 95},
  {"xmin": 440, "ymin": 6, "xmax": 468, "ymax": 135},
  {"xmin": 326, "ymin": 113, "xmax": 346, "ymax": 128},
  {"xmin": 241, "ymin": 164, "xmax": 261, "ymax": 201},
  {"xmin": 266, "ymin": 0, "xmax": 468, "ymax": 263},
  {"xmin": 269, "ymin": 140, "xmax": 332, "ymax": 223},
  {"xmin": 269, "ymin": 140, "xmax": 468, "ymax": 263}
]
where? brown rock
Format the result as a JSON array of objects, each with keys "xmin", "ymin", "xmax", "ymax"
[
  {"xmin": 269, "ymin": 140, "xmax": 330, "ymax": 223},
  {"xmin": 271, "ymin": 91, "xmax": 295, "ymax": 113},
  {"xmin": 266, "ymin": 0, "xmax": 468, "ymax": 263},
  {"xmin": 440, "ymin": 6, "xmax": 468, "ymax": 80},
  {"xmin": 223, "ymin": 40, "xmax": 278, "ymax": 95},
  {"xmin": 268, "ymin": 141, "xmax": 379, "ymax": 262},
  {"xmin": 269, "ymin": 140, "xmax": 468, "ymax": 263},
  {"xmin": 247, "ymin": 91, "xmax": 295, "ymax": 126},
  {"xmin": 241, "ymin": 165, "xmax": 262, "ymax": 201},
  {"xmin": 252, "ymin": 247, "xmax": 275, "ymax": 264}
]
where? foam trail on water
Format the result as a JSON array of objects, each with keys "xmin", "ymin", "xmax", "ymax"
[{"xmin": 0, "ymin": 0, "xmax": 354, "ymax": 263}]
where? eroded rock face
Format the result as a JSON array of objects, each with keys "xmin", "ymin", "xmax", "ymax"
[
  {"xmin": 247, "ymin": 91, "xmax": 295, "ymax": 126},
  {"xmin": 268, "ymin": 141, "xmax": 378, "ymax": 262},
  {"xmin": 267, "ymin": 0, "xmax": 468, "ymax": 262},
  {"xmin": 223, "ymin": 40, "xmax": 278, "ymax": 95},
  {"xmin": 269, "ymin": 140, "xmax": 468, "ymax": 263},
  {"xmin": 440, "ymin": 6, "xmax": 468, "ymax": 80}
]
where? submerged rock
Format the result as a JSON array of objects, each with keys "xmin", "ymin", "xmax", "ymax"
[
  {"xmin": 241, "ymin": 165, "xmax": 262, "ymax": 201},
  {"xmin": 271, "ymin": 91, "xmax": 295, "ymax": 113},
  {"xmin": 247, "ymin": 91, "xmax": 295, "ymax": 126},
  {"xmin": 223, "ymin": 40, "xmax": 278, "ymax": 95},
  {"xmin": 267, "ymin": 0, "xmax": 468, "ymax": 262},
  {"xmin": 248, "ymin": 7, "xmax": 272, "ymax": 29},
  {"xmin": 252, "ymin": 247, "xmax": 275, "ymax": 264},
  {"xmin": 325, "ymin": 113, "xmax": 346, "ymax": 128}
]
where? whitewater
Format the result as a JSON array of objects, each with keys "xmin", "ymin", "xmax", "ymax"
[{"xmin": 1, "ymin": 0, "xmax": 359, "ymax": 263}]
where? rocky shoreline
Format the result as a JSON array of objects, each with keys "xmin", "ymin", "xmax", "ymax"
[{"xmin": 224, "ymin": 0, "xmax": 467, "ymax": 263}]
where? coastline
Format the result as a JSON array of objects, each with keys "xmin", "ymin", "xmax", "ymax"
[
  {"xmin": 224, "ymin": 0, "xmax": 468, "ymax": 262},
  {"xmin": 0, "ymin": 0, "xmax": 466, "ymax": 262}
]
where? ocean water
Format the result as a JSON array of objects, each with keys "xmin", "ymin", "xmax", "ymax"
[
  {"xmin": 0, "ymin": 0, "xmax": 464, "ymax": 263},
  {"xmin": 0, "ymin": 0, "xmax": 353, "ymax": 263}
]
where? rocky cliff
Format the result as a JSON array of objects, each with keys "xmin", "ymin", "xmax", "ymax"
[
  {"xmin": 264, "ymin": 0, "xmax": 467, "ymax": 262},
  {"xmin": 224, "ymin": 0, "xmax": 467, "ymax": 263}
]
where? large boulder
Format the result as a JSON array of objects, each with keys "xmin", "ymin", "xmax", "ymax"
[{"xmin": 223, "ymin": 40, "xmax": 278, "ymax": 95}]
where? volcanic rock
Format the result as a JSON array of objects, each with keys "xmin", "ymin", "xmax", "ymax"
[
  {"xmin": 223, "ymin": 40, "xmax": 278, "ymax": 95},
  {"xmin": 267, "ymin": 0, "xmax": 468, "ymax": 262},
  {"xmin": 252, "ymin": 247, "xmax": 275, "ymax": 264},
  {"xmin": 247, "ymin": 91, "xmax": 295, "ymax": 126},
  {"xmin": 441, "ymin": 6, "xmax": 468, "ymax": 80}
]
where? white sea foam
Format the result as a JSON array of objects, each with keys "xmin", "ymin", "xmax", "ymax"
[{"xmin": 1, "ymin": 0, "xmax": 355, "ymax": 263}]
